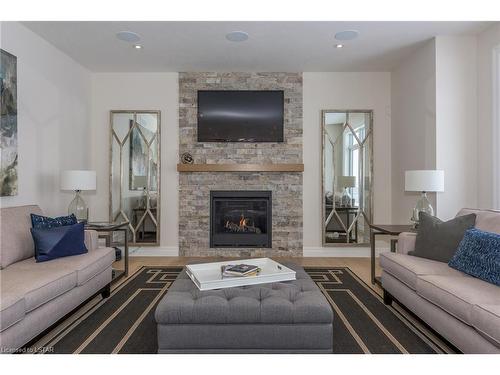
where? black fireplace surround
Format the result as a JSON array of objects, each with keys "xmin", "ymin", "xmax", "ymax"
[{"xmin": 210, "ymin": 191, "xmax": 272, "ymax": 248}]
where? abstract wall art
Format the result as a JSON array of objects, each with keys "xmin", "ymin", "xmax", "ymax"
[{"xmin": 0, "ymin": 49, "xmax": 18, "ymax": 196}]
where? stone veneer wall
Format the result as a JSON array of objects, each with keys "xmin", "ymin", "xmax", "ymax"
[{"xmin": 178, "ymin": 72, "xmax": 303, "ymax": 257}]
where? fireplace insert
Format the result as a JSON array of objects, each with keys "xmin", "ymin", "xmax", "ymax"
[{"xmin": 210, "ymin": 191, "xmax": 272, "ymax": 248}]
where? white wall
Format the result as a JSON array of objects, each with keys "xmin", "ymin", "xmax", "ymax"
[
  {"xmin": 88, "ymin": 73, "xmax": 179, "ymax": 250},
  {"xmin": 477, "ymin": 24, "xmax": 500, "ymax": 209},
  {"xmin": 435, "ymin": 36, "xmax": 478, "ymax": 219},
  {"xmin": 390, "ymin": 40, "xmax": 437, "ymax": 224},
  {"xmin": 303, "ymin": 72, "xmax": 392, "ymax": 249},
  {"xmin": 0, "ymin": 22, "xmax": 91, "ymax": 216},
  {"xmin": 391, "ymin": 36, "xmax": 482, "ymax": 221}
]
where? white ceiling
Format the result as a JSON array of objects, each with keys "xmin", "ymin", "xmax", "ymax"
[{"xmin": 23, "ymin": 21, "xmax": 493, "ymax": 72}]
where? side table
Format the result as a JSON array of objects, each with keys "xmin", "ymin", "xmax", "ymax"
[
  {"xmin": 369, "ymin": 224, "xmax": 415, "ymax": 286},
  {"xmin": 85, "ymin": 221, "xmax": 129, "ymax": 282}
]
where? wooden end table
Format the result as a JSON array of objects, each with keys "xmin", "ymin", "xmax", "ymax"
[
  {"xmin": 370, "ymin": 224, "xmax": 415, "ymax": 286},
  {"xmin": 85, "ymin": 221, "xmax": 129, "ymax": 282}
]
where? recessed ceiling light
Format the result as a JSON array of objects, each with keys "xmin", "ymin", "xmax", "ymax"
[
  {"xmin": 133, "ymin": 44, "xmax": 143, "ymax": 49},
  {"xmin": 116, "ymin": 31, "xmax": 141, "ymax": 43},
  {"xmin": 335, "ymin": 44, "xmax": 344, "ymax": 49},
  {"xmin": 334, "ymin": 30, "xmax": 359, "ymax": 41},
  {"xmin": 226, "ymin": 31, "xmax": 249, "ymax": 42}
]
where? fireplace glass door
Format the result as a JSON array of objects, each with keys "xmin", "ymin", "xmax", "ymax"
[{"xmin": 210, "ymin": 191, "xmax": 272, "ymax": 248}]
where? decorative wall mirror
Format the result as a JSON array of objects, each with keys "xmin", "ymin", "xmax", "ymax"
[
  {"xmin": 322, "ymin": 110, "xmax": 373, "ymax": 246},
  {"xmin": 110, "ymin": 110, "xmax": 161, "ymax": 246}
]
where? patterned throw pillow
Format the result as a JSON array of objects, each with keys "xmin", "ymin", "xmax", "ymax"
[
  {"xmin": 31, "ymin": 213, "xmax": 78, "ymax": 229},
  {"xmin": 448, "ymin": 228, "xmax": 500, "ymax": 286},
  {"xmin": 30, "ymin": 222, "xmax": 88, "ymax": 262}
]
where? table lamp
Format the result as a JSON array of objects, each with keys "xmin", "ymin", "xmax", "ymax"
[
  {"xmin": 338, "ymin": 176, "xmax": 357, "ymax": 207},
  {"xmin": 60, "ymin": 170, "xmax": 96, "ymax": 223},
  {"xmin": 405, "ymin": 170, "xmax": 444, "ymax": 226}
]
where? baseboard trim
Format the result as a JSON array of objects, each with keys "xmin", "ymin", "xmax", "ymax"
[
  {"xmin": 303, "ymin": 246, "xmax": 388, "ymax": 257},
  {"xmin": 128, "ymin": 246, "xmax": 388, "ymax": 258},
  {"xmin": 129, "ymin": 246, "xmax": 179, "ymax": 257}
]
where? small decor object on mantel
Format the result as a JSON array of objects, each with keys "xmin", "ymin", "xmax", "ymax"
[
  {"xmin": 180, "ymin": 152, "xmax": 194, "ymax": 164},
  {"xmin": 0, "ymin": 49, "xmax": 18, "ymax": 196}
]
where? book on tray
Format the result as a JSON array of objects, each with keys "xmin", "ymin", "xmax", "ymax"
[{"xmin": 221, "ymin": 264, "xmax": 261, "ymax": 277}]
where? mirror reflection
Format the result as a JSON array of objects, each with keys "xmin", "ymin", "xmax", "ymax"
[
  {"xmin": 322, "ymin": 110, "xmax": 373, "ymax": 245},
  {"xmin": 110, "ymin": 111, "xmax": 161, "ymax": 245}
]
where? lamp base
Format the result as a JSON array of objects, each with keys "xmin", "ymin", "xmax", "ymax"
[
  {"xmin": 410, "ymin": 191, "xmax": 434, "ymax": 227},
  {"xmin": 341, "ymin": 188, "xmax": 352, "ymax": 207},
  {"xmin": 68, "ymin": 190, "xmax": 88, "ymax": 223}
]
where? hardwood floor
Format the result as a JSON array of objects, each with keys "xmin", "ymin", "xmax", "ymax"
[{"xmin": 119, "ymin": 256, "xmax": 383, "ymax": 295}]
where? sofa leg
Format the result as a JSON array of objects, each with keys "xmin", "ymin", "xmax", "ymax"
[
  {"xmin": 101, "ymin": 283, "xmax": 111, "ymax": 299},
  {"xmin": 383, "ymin": 289, "xmax": 393, "ymax": 305}
]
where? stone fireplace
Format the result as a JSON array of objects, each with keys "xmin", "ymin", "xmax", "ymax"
[
  {"xmin": 178, "ymin": 72, "xmax": 303, "ymax": 257},
  {"xmin": 210, "ymin": 190, "xmax": 272, "ymax": 248}
]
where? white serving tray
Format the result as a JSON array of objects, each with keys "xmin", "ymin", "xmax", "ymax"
[{"xmin": 185, "ymin": 258, "xmax": 296, "ymax": 291}]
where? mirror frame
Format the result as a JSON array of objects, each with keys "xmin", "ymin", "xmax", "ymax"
[
  {"xmin": 109, "ymin": 110, "xmax": 161, "ymax": 246},
  {"xmin": 321, "ymin": 109, "xmax": 374, "ymax": 247}
]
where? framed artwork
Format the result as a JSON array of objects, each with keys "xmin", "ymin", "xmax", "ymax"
[{"xmin": 0, "ymin": 49, "xmax": 18, "ymax": 196}]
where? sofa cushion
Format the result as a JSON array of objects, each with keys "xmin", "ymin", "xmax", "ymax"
[
  {"xmin": 410, "ymin": 212, "xmax": 476, "ymax": 262},
  {"xmin": 457, "ymin": 208, "xmax": 500, "ymax": 235},
  {"xmin": 416, "ymin": 275, "xmax": 500, "ymax": 325},
  {"xmin": 380, "ymin": 252, "xmax": 465, "ymax": 290},
  {"xmin": 0, "ymin": 290, "xmax": 25, "ymax": 332},
  {"xmin": 1, "ymin": 258, "xmax": 77, "ymax": 312},
  {"xmin": 155, "ymin": 264, "xmax": 333, "ymax": 325},
  {"xmin": 471, "ymin": 304, "xmax": 500, "ymax": 347},
  {"xmin": 0, "ymin": 205, "xmax": 43, "ymax": 269},
  {"xmin": 48, "ymin": 247, "xmax": 115, "ymax": 286}
]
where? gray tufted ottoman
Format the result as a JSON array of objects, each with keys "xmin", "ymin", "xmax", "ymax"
[{"xmin": 155, "ymin": 263, "xmax": 333, "ymax": 353}]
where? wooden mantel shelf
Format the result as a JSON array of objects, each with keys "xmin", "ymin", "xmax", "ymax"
[{"xmin": 177, "ymin": 163, "xmax": 304, "ymax": 172}]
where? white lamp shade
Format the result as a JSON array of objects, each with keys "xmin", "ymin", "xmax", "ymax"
[
  {"xmin": 338, "ymin": 175, "xmax": 357, "ymax": 188},
  {"xmin": 60, "ymin": 170, "xmax": 96, "ymax": 191},
  {"xmin": 405, "ymin": 170, "xmax": 444, "ymax": 192}
]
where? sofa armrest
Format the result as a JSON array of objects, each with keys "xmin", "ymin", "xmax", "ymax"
[
  {"xmin": 397, "ymin": 232, "xmax": 417, "ymax": 254},
  {"xmin": 84, "ymin": 230, "xmax": 99, "ymax": 252}
]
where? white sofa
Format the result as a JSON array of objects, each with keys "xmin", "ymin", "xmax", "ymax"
[
  {"xmin": 0, "ymin": 205, "xmax": 115, "ymax": 353},
  {"xmin": 380, "ymin": 208, "xmax": 500, "ymax": 354}
]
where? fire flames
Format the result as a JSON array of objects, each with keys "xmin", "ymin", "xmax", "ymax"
[
  {"xmin": 224, "ymin": 214, "xmax": 261, "ymax": 234},
  {"xmin": 225, "ymin": 214, "xmax": 248, "ymax": 230},
  {"xmin": 239, "ymin": 215, "xmax": 247, "ymax": 228}
]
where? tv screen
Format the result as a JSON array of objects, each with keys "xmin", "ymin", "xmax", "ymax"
[{"xmin": 197, "ymin": 90, "xmax": 284, "ymax": 142}]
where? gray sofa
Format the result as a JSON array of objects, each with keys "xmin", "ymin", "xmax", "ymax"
[
  {"xmin": 155, "ymin": 263, "xmax": 334, "ymax": 353},
  {"xmin": 381, "ymin": 208, "xmax": 500, "ymax": 354},
  {"xmin": 0, "ymin": 205, "xmax": 115, "ymax": 353}
]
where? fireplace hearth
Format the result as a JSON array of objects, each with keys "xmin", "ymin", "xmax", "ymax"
[{"xmin": 210, "ymin": 191, "xmax": 272, "ymax": 248}]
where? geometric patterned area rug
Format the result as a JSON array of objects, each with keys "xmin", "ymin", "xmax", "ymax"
[{"xmin": 34, "ymin": 266, "xmax": 453, "ymax": 354}]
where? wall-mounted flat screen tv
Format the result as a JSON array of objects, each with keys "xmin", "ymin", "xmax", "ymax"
[{"xmin": 197, "ymin": 90, "xmax": 284, "ymax": 142}]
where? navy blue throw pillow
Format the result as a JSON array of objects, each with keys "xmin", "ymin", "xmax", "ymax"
[
  {"xmin": 31, "ymin": 213, "xmax": 78, "ymax": 230},
  {"xmin": 31, "ymin": 222, "xmax": 88, "ymax": 263},
  {"xmin": 448, "ymin": 228, "xmax": 500, "ymax": 286}
]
